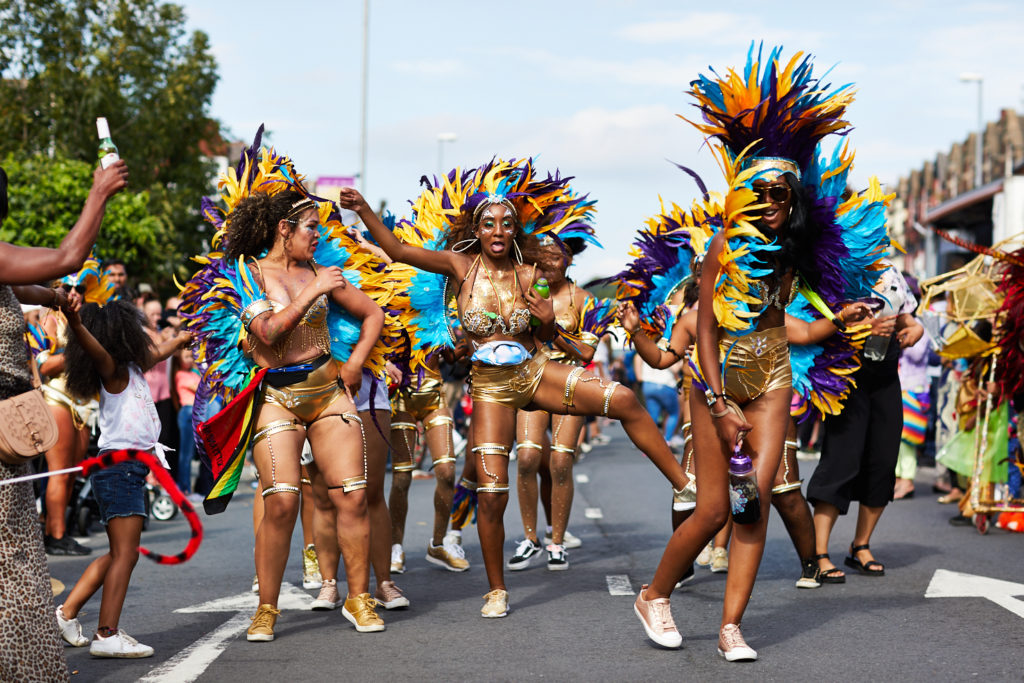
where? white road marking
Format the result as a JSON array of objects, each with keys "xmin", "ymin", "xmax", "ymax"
[
  {"xmin": 139, "ymin": 612, "xmax": 249, "ymax": 683},
  {"xmin": 584, "ymin": 507, "xmax": 603, "ymax": 519},
  {"xmin": 606, "ymin": 575, "xmax": 635, "ymax": 596},
  {"xmin": 575, "ymin": 473, "xmax": 590, "ymax": 484},
  {"xmin": 925, "ymin": 569, "xmax": 1024, "ymax": 619},
  {"xmin": 141, "ymin": 582, "xmax": 315, "ymax": 682}
]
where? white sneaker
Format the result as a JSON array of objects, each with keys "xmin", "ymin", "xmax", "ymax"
[
  {"xmin": 444, "ymin": 530, "xmax": 462, "ymax": 548},
  {"xmin": 89, "ymin": 630, "xmax": 154, "ymax": 658},
  {"xmin": 56, "ymin": 605, "xmax": 88, "ymax": 647},
  {"xmin": 544, "ymin": 528, "xmax": 582, "ymax": 549},
  {"xmin": 696, "ymin": 542, "xmax": 713, "ymax": 567},
  {"xmin": 390, "ymin": 543, "xmax": 405, "ymax": 574}
]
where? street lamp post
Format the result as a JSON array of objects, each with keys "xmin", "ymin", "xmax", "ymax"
[
  {"xmin": 437, "ymin": 132, "xmax": 457, "ymax": 178},
  {"xmin": 359, "ymin": 0, "xmax": 370, "ymax": 194},
  {"xmin": 960, "ymin": 73, "xmax": 983, "ymax": 189}
]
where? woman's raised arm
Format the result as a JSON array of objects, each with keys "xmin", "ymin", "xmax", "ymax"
[{"xmin": 336, "ymin": 188, "xmax": 464, "ymax": 280}]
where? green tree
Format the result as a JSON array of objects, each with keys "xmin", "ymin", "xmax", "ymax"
[
  {"xmin": 1, "ymin": 152, "xmax": 168, "ymax": 272},
  {"xmin": 0, "ymin": 0, "xmax": 220, "ymax": 285}
]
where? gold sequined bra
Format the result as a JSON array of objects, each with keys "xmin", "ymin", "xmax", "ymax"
[
  {"xmin": 242, "ymin": 259, "xmax": 332, "ymax": 361},
  {"xmin": 459, "ymin": 255, "xmax": 531, "ymax": 337}
]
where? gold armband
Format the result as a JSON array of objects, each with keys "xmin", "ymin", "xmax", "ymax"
[{"xmin": 240, "ymin": 299, "xmax": 273, "ymax": 329}]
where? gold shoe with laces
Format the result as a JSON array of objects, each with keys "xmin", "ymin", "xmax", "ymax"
[
  {"xmin": 481, "ymin": 589, "xmax": 509, "ymax": 618},
  {"xmin": 342, "ymin": 593, "xmax": 386, "ymax": 632},
  {"xmin": 247, "ymin": 604, "xmax": 280, "ymax": 642},
  {"xmin": 718, "ymin": 623, "xmax": 757, "ymax": 661}
]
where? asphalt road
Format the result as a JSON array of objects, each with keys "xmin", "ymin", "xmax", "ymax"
[{"xmin": 47, "ymin": 425, "xmax": 1023, "ymax": 682}]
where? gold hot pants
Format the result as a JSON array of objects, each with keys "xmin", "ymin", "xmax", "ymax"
[
  {"xmin": 262, "ymin": 358, "xmax": 348, "ymax": 424},
  {"xmin": 470, "ymin": 347, "xmax": 550, "ymax": 409},
  {"xmin": 392, "ymin": 374, "xmax": 445, "ymax": 421},
  {"xmin": 43, "ymin": 376, "xmax": 95, "ymax": 429},
  {"xmin": 719, "ymin": 326, "xmax": 791, "ymax": 405}
]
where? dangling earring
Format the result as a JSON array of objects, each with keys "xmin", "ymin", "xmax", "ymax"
[
  {"xmin": 512, "ymin": 239, "xmax": 524, "ymax": 265},
  {"xmin": 452, "ymin": 237, "xmax": 480, "ymax": 253}
]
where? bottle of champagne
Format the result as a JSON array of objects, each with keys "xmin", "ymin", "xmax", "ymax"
[
  {"xmin": 530, "ymin": 277, "xmax": 550, "ymax": 327},
  {"xmin": 96, "ymin": 117, "xmax": 120, "ymax": 169}
]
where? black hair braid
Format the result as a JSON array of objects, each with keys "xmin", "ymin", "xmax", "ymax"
[
  {"xmin": 224, "ymin": 189, "xmax": 306, "ymax": 261},
  {"xmin": 64, "ymin": 301, "xmax": 154, "ymax": 400}
]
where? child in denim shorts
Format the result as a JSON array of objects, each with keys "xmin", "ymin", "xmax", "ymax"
[{"xmin": 52, "ymin": 296, "xmax": 190, "ymax": 658}]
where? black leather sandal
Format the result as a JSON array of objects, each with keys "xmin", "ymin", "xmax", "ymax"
[
  {"xmin": 844, "ymin": 543, "xmax": 885, "ymax": 576},
  {"xmin": 813, "ymin": 553, "xmax": 846, "ymax": 584}
]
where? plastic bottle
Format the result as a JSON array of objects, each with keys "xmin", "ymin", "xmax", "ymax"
[
  {"xmin": 96, "ymin": 118, "xmax": 120, "ymax": 169},
  {"xmin": 530, "ymin": 277, "xmax": 549, "ymax": 326},
  {"xmin": 728, "ymin": 449, "xmax": 761, "ymax": 524},
  {"xmin": 863, "ymin": 283, "xmax": 900, "ymax": 361}
]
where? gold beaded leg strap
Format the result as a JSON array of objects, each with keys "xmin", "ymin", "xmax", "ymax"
[
  {"xmin": 322, "ymin": 412, "xmax": 369, "ymax": 493},
  {"xmin": 473, "ymin": 443, "xmax": 510, "ymax": 494},
  {"xmin": 551, "ymin": 445, "xmax": 577, "ymax": 455},
  {"xmin": 459, "ymin": 477, "xmax": 478, "ymax": 491},
  {"xmin": 252, "ymin": 419, "xmax": 303, "ymax": 447},
  {"xmin": 562, "ymin": 366, "xmax": 586, "ymax": 410},
  {"xmin": 601, "ymin": 381, "xmax": 620, "ymax": 417},
  {"xmin": 515, "ymin": 440, "xmax": 544, "ymax": 454},
  {"xmin": 425, "ymin": 415, "xmax": 457, "ymax": 468},
  {"xmin": 772, "ymin": 439, "xmax": 803, "ymax": 495},
  {"xmin": 254, "ymin": 418, "xmax": 304, "ymax": 498},
  {"xmin": 390, "ymin": 420, "xmax": 418, "ymax": 471}
]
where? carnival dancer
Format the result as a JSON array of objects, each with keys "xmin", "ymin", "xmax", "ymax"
[
  {"xmin": 56, "ymin": 294, "xmax": 191, "ymax": 658},
  {"xmin": 339, "ymin": 159, "xmax": 690, "ymax": 619},
  {"xmin": 179, "ymin": 131, "xmax": 394, "ymax": 639},
  {"xmin": 511, "ymin": 236, "xmax": 614, "ymax": 571},
  {"xmin": 632, "ymin": 45, "xmax": 891, "ymax": 659}
]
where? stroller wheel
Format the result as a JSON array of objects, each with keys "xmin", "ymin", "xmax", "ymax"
[{"xmin": 150, "ymin": 494, "xmax": 178, "ymax": 521}]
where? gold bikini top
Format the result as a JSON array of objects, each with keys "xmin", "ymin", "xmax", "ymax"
[
  {"xmin": 459, "ymin": 255, "xmax": 531, "ymax": 338},
  {"xmin": 245, "ymin": 259, "xmax": 331, "ymax": 360}
]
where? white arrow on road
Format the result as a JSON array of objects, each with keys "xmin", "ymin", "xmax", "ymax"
[
  {"xmin": 140, "ymin": 582, "xmax": 312, "ymax": 683},
  {"xmin": 925, "ymin": 569, "xmax": 1024, "ymax": 619}
]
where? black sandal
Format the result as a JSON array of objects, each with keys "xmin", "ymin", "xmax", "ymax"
[
  {"xmin": 813, "ymin": 553, "xmax": 846, "ymax": 584},
  {"xmin": 844, "ymin": 543, "xmax": 885, "ymax": 576}
]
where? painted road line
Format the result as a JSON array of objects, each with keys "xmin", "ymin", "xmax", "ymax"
[
  {"xmin": 584, "ymin": 507, "xmax": 603, "ymax": 519},
  {"xmin": 606, "ymin": 575, "xmax": 635, "ymax": 596},
  {"xmin": 926, "ymin": 569, "xmax": 1024, "ymax": 619},
  {"xmin": 575, "ymin": 473, "xmax": 590, "ymax": 484},
  {"xmin": 138, "ymin": 612, "xmax": 250, "ymax": 683}
]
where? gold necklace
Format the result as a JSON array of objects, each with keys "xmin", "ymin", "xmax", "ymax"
[{"xmin": 480, "ymin": 260, "xmax": 519, "ymax": 323}]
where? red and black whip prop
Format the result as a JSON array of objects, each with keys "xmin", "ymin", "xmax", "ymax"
[{"xmin": 2, "ymin": 449, "xmax": 203, "ymax": 564}]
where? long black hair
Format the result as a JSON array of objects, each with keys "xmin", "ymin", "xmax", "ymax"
[
  {"xmin": 64, "ymin": 301, "xmax": 154, "ymax": 400},
  {"xmin": 760, "ymin": 173, "xmax": 823, "ymax": 291}
]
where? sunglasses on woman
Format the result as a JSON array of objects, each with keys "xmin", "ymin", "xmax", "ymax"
[{"xmin": 753, "ymin": 184, "xmax": 791, "ymax": 204}]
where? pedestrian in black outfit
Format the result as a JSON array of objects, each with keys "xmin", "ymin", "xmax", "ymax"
[{"xmin": 808, "ymin": 262, "xmax": 924, "ymax": 582}]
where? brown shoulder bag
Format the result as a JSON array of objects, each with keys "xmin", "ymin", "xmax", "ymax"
[{"xmin": 0, "ymin": 359, "xmax": 58, "ymax": 465}]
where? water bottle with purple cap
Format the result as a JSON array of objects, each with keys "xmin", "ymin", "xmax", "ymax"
[{"xmin": 728, "ymin": 447, "xmax": 760, "ymax": 525}]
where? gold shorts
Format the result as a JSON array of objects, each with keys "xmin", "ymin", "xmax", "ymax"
[
  {"xmin": 263, "ymin": 357, "xmax": 347, "ymax": 424},
  {"xmin": 719, "ymin": 326, "xmax": 791, "ymax": 405},
  {"xmin": 470, "ymin": 347, "xmax": 550, "ymax": 409},
  {"xmin": 42, "ymin": 377, "xmax": 95, "ymax": 430},
  {"xmin": 392, "ymin": 374, "xmax": 444, "ymax": 421}
]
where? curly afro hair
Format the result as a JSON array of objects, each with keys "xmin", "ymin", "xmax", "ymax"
[
  {"xmin": 64, "ymin": 300, "xmax": 153, "ymax": 400},
  {"xmin": 224, "ymin": 189, "xmax": 308, "ymax": 261}
]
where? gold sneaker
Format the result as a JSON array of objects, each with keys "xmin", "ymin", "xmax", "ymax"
[
  {"xmin": 342, "ymin": 593, "xmax": 386, "ymax": 633},
  {"xmin": 302, "ymin": 544, "xmax": 322, "ymax": 590},
  {"xmin": 426, "ymin": 540, "xmax": 470, "ymax": 572},
  {"xmin": 246, "ymin": 604, "xmax": 280, "ymax": 642},
  {"xmin": 711, "ymin": 547, "xmax": 729, "ymax": 573},
  {"xmin": 481, "ymin": 589, "xmax": 509, "ymax": 618}
]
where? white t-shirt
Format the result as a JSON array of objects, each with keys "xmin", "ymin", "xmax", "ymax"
[{"xmin": 98, "ymin": 364, "xmax": 168, "ymax": 468}]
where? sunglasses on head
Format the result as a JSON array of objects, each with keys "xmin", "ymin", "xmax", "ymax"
[{"xmin": 753, "ymin": 184, "xmax": 791, "ymax": 204}]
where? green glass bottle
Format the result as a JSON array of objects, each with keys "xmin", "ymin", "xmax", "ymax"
[
  {"xmin": 96, "ymin": 117, "xmax": 120, "ymax": 169},
  {"xmin": 531, "ymin": 277, "xmax": 549, "ymax": 326}
]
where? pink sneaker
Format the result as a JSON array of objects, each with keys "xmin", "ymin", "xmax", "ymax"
[
  {"xmin": 633, "ymin": 584, "xmax": 682, "ymax": 648},
  {"xmin": 718, "ymin": 623, "xmax": 757, "ymax": 661}
]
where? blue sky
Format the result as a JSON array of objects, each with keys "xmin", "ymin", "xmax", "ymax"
[{"xmin": 180, "ymin": 0, "xmax": 1022, "ymax": 281}]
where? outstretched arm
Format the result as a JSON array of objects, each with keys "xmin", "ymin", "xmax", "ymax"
[
  {"xmin": 337, "ymin": 188, "xmax": 464, "ymax": 279},
  {"xmin": 145, "ymin": 329, "xmax": 192, "ymax": 371},
  {"xmin": 785, "ymin": 303, "xmax": 871, "ymax": 345},
  {"xmin": 0, "ymin": 162, "xmax": 129, "ymax": 284},
  {"xmin": 620, "ymin": 302, "xmax": 695, "ymax": 369}
]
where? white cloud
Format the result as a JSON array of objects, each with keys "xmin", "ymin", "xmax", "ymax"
[{"xmin": 618, "ymin": 11, "xmax": 822, "ymax": 48}]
